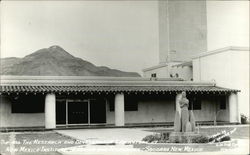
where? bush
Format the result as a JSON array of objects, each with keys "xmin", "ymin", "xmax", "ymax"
[
  {"xmin": 241, "ymin": 114, "xmax": 248, "ymax": 124},
  {"xmin": 220, "ymin": 135, "xmax": 231, "ymax": 142},
  {"xmin": 191, "ymin": 135, "xmax": 209, "ymax": 143},
  {"xmin": 142, "ymin": 132, "xmax": 170, "ymax": 143}
]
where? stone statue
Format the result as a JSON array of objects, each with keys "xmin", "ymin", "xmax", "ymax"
[
  {"xmin": 171, "ymin": 92, "xmax": 197, "ymax": 142},
  {"xmin": 179, "ymin": 91, "xmax": 190, "ymax": 132},
  {"xmin": 174, "ymin": 91, "xmax": 196, "ymax": 132}
]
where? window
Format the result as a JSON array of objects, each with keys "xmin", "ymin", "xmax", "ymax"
[
  {"xmin": 11, "ymin": 95, "xmax": 45, "ymax": 113},
  {"xmin": 219, "ymin": 96, "xmax": 226, "ymax": 110},
  {"xmin": 188, "ymin": 96, "xmax": 201, "ymax": 110},
  {"xmin": 151, "ymin": 73, "xmax": 157, "ymax": 78},
  {"xmin": 125, "ymin": 96, "xmax": 138, "ymax": 111}
]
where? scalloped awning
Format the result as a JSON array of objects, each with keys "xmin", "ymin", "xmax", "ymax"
[{"xmin": 0, "ymin": 85, "xmax": 239, "ymax": 94}]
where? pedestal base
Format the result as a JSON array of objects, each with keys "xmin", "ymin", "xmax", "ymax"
[{"xmin": 169, "ymin": 132, "xmax": 201, "ymax": 143}]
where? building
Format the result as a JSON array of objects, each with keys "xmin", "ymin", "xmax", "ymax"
[
  {"xmin": 143, "ymin": 46, "xmax": 249, "ymax": 117},
  {"xmin": 193, "ymin": 46, "xmax": 249, "ymax": 116},
  {"xmin": 0, "ymin": 76, "xmax": 239, "ymax": 129},
  {"xmin": 144, "ymin": 1, "xmax": 249, "ymax": 117},
  {"xmin": 158, "ymin": 0, "xmax": 207, "ymax": 64},
  {"xmin": 142, "ymin": 62, "xmax": 193, "ymax": 81}
]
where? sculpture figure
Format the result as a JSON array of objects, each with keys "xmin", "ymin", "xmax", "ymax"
[
  {"xmin": 171, "ymin": 92, "xmax": 197, "ymax": 142},
  {"xmin": 179, "ymin": 91, "xmax": 189, "ymax": 132},
  {"xmin": 174, "ymin": 91, "xmax": 196, "ymax": 132}
]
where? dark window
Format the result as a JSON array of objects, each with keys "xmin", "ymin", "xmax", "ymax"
[
  {"xmin": 11, "ymin": 95, "xmax": 45, "ymax": 113},
  {"xmin": 219, "ymin": 96, "xmax": 226, "ymax": 110},
  {"xmin": 188, "ymin": 96, "xmax": 201, "ymax": 110},
  {"xmin": 151, "ymin": 73, "xmax": 157, "ymax": 78},
  {"xmin": 125, "ymin": 96, "xmax": 138, "ymax": 111},
  {"xmin": 175, "ymin": 73, "xmax": 179, "ymax": 78}
]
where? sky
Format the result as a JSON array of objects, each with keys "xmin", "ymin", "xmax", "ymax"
[
  {"xmin": 206, "ymin": 1, "xmax": 249, "ymax": 51},
  {"xmin": 0, "ymin": 1, "xmax": 249, "ymax": 75},
  {"xmin": 0, "ymin": 1, "xmax": 159, "ymax": 74}
]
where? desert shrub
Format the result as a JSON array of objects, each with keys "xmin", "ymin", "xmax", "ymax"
[
  {"xmin": 142, "ymin": 134, "xmax": 159, "ymax": 143},
  {"xmin": 191, "ymin": 135, "xmax": 209, "ymax": 143},
  {"xmin": 142, "ymin": 132, "xmax": 170, "ymax": 143},
  {"xmin": 220, "ymin": 135, "xmax": 231, "ymax": 142},
  {"xmin": 241, "ymin": 114, "xmax": 248, "ymax": 124}
]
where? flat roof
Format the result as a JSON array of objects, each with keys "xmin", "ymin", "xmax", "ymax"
[
  {"xmin": 172, "ymin": 61, "xmax": 192, "ymax": 67},
  {"xmin": 142, "ymin": 63, "xmax": 168, "ymax": 72},
  {"xmin": 192, "ymin": 46, "xmax": 249, "ymax": 59}
]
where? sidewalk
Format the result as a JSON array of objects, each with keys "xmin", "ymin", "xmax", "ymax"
[{"xmin": 56, "ymin": 125, "xmax": 249, "ymax": 154}]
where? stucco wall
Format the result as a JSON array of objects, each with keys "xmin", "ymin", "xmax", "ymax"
[
  {"xmin": 172, "ymin": 66, "xmax": 193, "ymax": 81},
  {"xmin": 167, "ymin": 1, "xmax": 207, "ymax": 62},
  {"xmin": 143, "ymin": 67, "xmax": 169, "ymax": 78},
  {"xmin": 106, "ymin": 97, "xmax": 227, "ymax": 124},
  {"xmin": 216, "ymin": 99, "xmax": 229, "ymax": 122},
  {"xmin": 193, "ymin": 48, "xmax": 249, "ymax": 115},
  {"xmin": 0, "ymin": 96, "xmax": 45, "ymax": 127},
  {"xmin": 0, "ymin": 94, "xmax": 229, "ymax": 127},
  {"xmin": 106, "ymin": 100, "xmax": 175, "ymax": 124}
]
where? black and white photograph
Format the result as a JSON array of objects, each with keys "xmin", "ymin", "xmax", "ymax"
[{"xmin": 0, "ymin": 0, "xmax": 249, "ymax": 154}]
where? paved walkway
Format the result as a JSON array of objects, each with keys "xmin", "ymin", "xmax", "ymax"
[
  {"xmin": 56, "ymin": 128, "xmax": 152, "ymax": 143},
  {"xmin": 55, "ymin": 125, "xmax": 249, "ymax": 154}
]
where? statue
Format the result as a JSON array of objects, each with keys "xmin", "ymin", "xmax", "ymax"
[
  {"xmin": 171, "ymin": 92, "xmax": 198, "ymax": 143},
  {"xmin": 179, "ymin": 91, "xmax": 190, "ymax": 132},
  {"xmin": 174, "ymin": 91, "xmax": 196, "ymax": 132}
]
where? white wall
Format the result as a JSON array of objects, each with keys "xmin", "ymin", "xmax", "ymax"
[
  {"xmin": 0, "ymin": 96, "xmax": 45, "ymax": 127},
  {"xmin": 193, "ymin": 48, "xmax": 249, "ymax": 115},
  {"xmin": 106, "ymin": 96, "xmax": 228, "ymax": 124},
  {"xmin": 107, "ymin": 100, "xmax": 175, "ymax": 124},
  {"xmin": 172, "ymin": 65, "xmax": 193, "ymax": 81},
  {"xmin": 143, "ymin": 66, "xmax": 169, "ymax": 78}
]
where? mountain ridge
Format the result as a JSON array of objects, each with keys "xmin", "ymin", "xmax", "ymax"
[{"xmin": 0, "ymin": 46, "xmax": 141, "ymax": 77}]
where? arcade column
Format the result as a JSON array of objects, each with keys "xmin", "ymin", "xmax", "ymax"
[
  {"xmin": 114, "ymin": 93, "xmax": 125, "ymax": 126},
  {"xmin": 229, "ymin": 92, "xmax": 239, "ymax": 123},
  {"xmin": 45, "ymin": 93, "xmax": 56, "ymax": 129}
]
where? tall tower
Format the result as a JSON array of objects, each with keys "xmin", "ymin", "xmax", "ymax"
[{"xmin": 158, "ymin": 0, "xmax": 207, "ymax": 63}]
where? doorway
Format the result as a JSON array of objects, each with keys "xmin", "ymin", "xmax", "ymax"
[
  {"xmin": 68, "ymin": 101, "xmax": 88, "ymax": 124},
  {"xmin": 56, "ymin": 99, "xmax": 106, "ymax": 126}
]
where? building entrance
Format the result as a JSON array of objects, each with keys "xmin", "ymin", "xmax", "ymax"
[{"xmin": 56, "ymin": 98, "xmax": 106, "ymax": 126}]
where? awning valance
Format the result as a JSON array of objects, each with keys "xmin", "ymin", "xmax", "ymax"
[{"xmin": 0, "ymin": 85, "xmax": 239, "ymax": 94}]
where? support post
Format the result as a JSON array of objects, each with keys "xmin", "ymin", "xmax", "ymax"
[
  {"xmin": 45, "ymin": 93, "xmax": 56, "ymax": 129},
  {"xmin": 115, "ymin": 93, "xmax": 125, "ymax": 126},
  {"xmin": 229, "ymin": 92, "xmax": 239, "ymax": 123}
]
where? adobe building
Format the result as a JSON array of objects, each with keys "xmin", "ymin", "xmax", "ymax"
[
  {"xmin": 0, "ymin": 76, "xmax": 239, "ymax": 129},
  {"xmin": 144, "ymin": 47, "xmax": 249, "ymax": 118}
]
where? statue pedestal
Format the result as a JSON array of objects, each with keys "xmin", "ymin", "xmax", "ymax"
[{"xmin": 169, "ymin": 132, "xmax": 200, "ymax": 143}]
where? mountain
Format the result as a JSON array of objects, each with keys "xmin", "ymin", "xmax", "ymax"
[{"xmin": 0, "ymin": 46, "xmax": 141, "ymax": 77}]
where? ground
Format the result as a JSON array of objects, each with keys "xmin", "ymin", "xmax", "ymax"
[
  {"xmin": 0, "ymin": 131, "xmax": 84, "ymax": 155},
  {"xmin": 0, "ymin": 125, "xmax": 249, "ymax": 155}
]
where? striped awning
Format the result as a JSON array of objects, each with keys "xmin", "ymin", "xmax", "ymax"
[{"xmin": 0, "ymin": 85, "xmax": 239, "ymax": 94}]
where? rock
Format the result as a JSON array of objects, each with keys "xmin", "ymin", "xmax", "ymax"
[
  {"xmin": 174, "ymin": 111, "xmax": 181, "ymax": 132},
  {"xmin": 185, "ymin": 121, "xmax": 192, "ymax": 132},
  {"xmin": 189, "ymin": 110, "xmax": 196, "ymax": 132}
]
